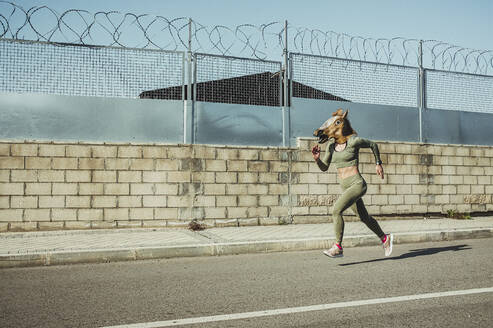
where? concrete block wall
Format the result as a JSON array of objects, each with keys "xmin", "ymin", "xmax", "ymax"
[{"xmin": 0, "ymin": 139, "xmax": 492, "ymax": 232}]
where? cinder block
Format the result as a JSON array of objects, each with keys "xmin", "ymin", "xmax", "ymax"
[
  {"xmin": 92, "ymin": 196, "xmax": 117, "ymax": 208},
  {"xmin": 105, "ymin": 158, "xmax": 130, "ymax": 170},
  {"xmin": 65, "ymin": 221, "xmax": 91, "ymax": 230},
  {"xmin": 130, "ymin": 184, "xmax": 154, "ymax": 195},
  {"xmin": 167, "ymin": 195, "xmax": 191, "ymax": 207},
  {"xmin": 66, "ymin": 196, "xmax": 91, "ymax": 208},
  {"xmin": 26, "ymin": 183, "xmax": 51, "ymax": 195},
  {"xmin": 0, "ymin": 170, "xmax": 9, "ymax": 182},
  {"xmin": 0, "ymin": 196, "xmax": 8, "ymax": 208},
  {"xmin": 38, "ymin": 170, "xmax": 64, "ymax": 182},
  {"xmin": 143, "ymin": 196, "xmax": 167, "ymax": 207},
  {"xmin": 226, "ymin": 184, "xmax": 247, "ymax": 195},
  {"xmin": 66, "ymin": 170, "xmax": 91, "ymax": 182},
  {"xmin": 0, "ymin": 209, "xmax": 23, "ymax": 222},
  {"xmin": 204, "ymin": 184, "xmax": 226, "ymax": 195},
  {"xmin": 118, "ymin": 171, "xmax": 141, "ymax": 183},
  {"xmin": 248, "ymin": 161, "xmax": 269, "ymax": 172},
  {"xmin": 205, "ymin": 160, "xmax": 226, "ymax": 172},
  {"xmin": 52, "ymin": 208, "xmax": 77, "ymax": 221},
  {"xmin": 104, "ymin": 208, "xmax": 129, "ymax": 221},
  {"xmin": 52, "ymin": 183, "xmax": 78, "ymax": 195},
  {"xmin": 270, "ymin": 161, "xmax": 289, "ymax": 172},
  {"xmin": 247, "ymin": 184, "xmax": 268, "ymax": 195},
  {"xmin": 291, "ymin": 162, "xmax": 309, "ymax": 172},
  {"xmin": 227, "ymin": 207, "xmax": 248, "ymax": 218},
  {"xmin": 388, "ymin": 195, "xmax": 404, "ymax": 205},
  {"xmin": 79, "ymin": 158, "xmax": 105, "ymax": 170},
  {"xmin": 10, "ymin": 222, "xmax": 38, "ymax": 231},
  {"xmin": 167, "ymin": 146, "xmax": 191, "ymax": 159},
  {"xmin": 129, "ymin": 208, "xmax": 153, "ymax": 220},
  {"xmin": 66, "ymin": 145, "xmax": 91, "ymax": 157},
  {"xmin": 238, "ymin": 195, "xmax": 257, "ymax": 207},
  {"xmin": 216, "ymin": 172, "xmax": 237, "ymax": 183},
  {"xmin": 104, "ymin": 183, "xmax": 130, "ymax": 195},
  {"xmin": 204, "ymin": 207, "xmax": 226, "ymax": 219},
  {"xmin": 448, "ymin": 157, "xmax": 464, "ymax": 166},
  {"xmin": 92, "ymin": 171, "xmax": 117, "ymax": 183},
  {"xmin": 11, "ymin": 170, "xmax": 37, "ymax": 182},
  {"xmin": 52, "ymin": 158, "xmax": 77, "ymax": 170},
  {"xmin": 78, "ymin": 209, "xmax": 103, "ymax": 221},
  {"xmin": 143, "ymin": 171, "xmax": 167, "ymax": 183},
  {"xmin": 237, "ymin": 149, "xmax": 259, "ymax": 160},
  {"xmin": 192, "ymin": 196, "xmax": 214, "ymax": 207},
  {"xmin": 130, "ymin": 159, "xmax": 154, "ymax": 170},
  {"xmin": 238, "ymin": 172, "xmax": 258, "ymax": 183},
  {"xmin": 396, "ymin": 184, "xmax": 412, "ymax": 195},
  {"xmin": 92, "ymin": 146, "xmax": 117, "ymax": 158},
  {"xmin": 118, "ymin": 196, "xmax": 142, "ymax": 207},
  {"xmin": 291, "ymin": 184, "xmax": 309, "ymax": 195},
  {"xmin": 238, "ymin": 218, "xmax": 259, "ymax": 226},
  {"xmin": 91, "ymin": 221, "xmax": 117, "ymax": 229},
  {"xmin": 269, "ymin": 184, "xmax": 289, "ymax": 195},
  {"xmin": 79, "ymin": 183, "xmax": 104, "ymax": 195},
  {"xmin": 154, "ymin": 208, "xmax": 178, "ymax": 220},
  {"xmin": 26, "ymin": 157, "xmax": 51, "ymax": 169},
  {"xmin": 0, "ymin": 183, "xmax": 24, "ymax": 195},
  {"xmin": 379, "ymin": 184, "xmax": 396, "ymax": 194},
  {"xmin": 24, "ymin": 209, "xmax": 50, "ymax": 221},
  {"xmin": 258, "ymin": 195, "xmax": 279, "ymax": 206},
  {"xmin": 477, "ymin": 176, "xmax": 491, "ymax": 185},
  {"xmin": 309, "ymin": 184, "xmax": 327, "ymax": 195},
  {"xmin": 11, "ymin": 144, "xmax": 37, "ymax": 157},
  {"xmin": 260, "ymin": 149, "xmax": 279, "ymax": 161},
  {"xmin": 155, "ymin": 159, "xmax": 180, "ymax": 171},
  {"xmin": 0, "ymin": 144, "xmax": 9, "ymax": 156},
  {"xmin": 118, "ymin": 146, "xmax": 142, "ymax": 158},
  {"xmin": 247, "ymin": 207, "xmax": 268, "ymax": 218},
  {"xmin": 10, "ymin": 196, "xmax": 37, "ymax": 208},
  {"xmin": 39, "ymin": 144, "xmax": 65, "ymax": 157},
  {"xmin": 449, "ymin": 176, "xmax": 464, "ymax": 184},
  {"xmin": 142, "ymin": 220, "xmax": 168, "ymax": 228},
  {"xmin": 471, "ymin": 185, "xmax": 485, "ymax": 194},
  {"xmin": 143, "ymin": 146, "xmax": 167, "ymax": 158},
  {"xmin": 227, "ymin": 160, "xmax": 247, "ymax": 172},
  {"xmin": 299, "ymin": 173, "xmax": 318, "ymax": 184},
  {"xmin": 192, "ymin": 145, "xmax": 216, "ymax": 159},
  {"xmin": 270, "ymin": 206, "xmax": 289, "ymax": 216},
  {"xmin": 216, "ymin": 196, "xmax": 237, "ymax": 207},
  {"xmin": 216, "ymin": 149, "xmax": 239, "ymax": 160},
  {"xmin": 39, "ymin": 196, "xmax": 64, "ymax": 208},
  {"xmin": 155, "ymin": 183, "xmax": 179, "ymax": 195},
  {"xmin": 191, "ymin": 172, "xmax": 215, "ymax": 183},
  {"xmin": 215, "ymin": 218, "xmax": 238, "ymax": 227},
  {"xmin": 167, "ymin": 171, "xmax": 191, "ymax": 183}
]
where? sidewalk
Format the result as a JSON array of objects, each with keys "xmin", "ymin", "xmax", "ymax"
[{"xmin": 1, "ymin": 217, "xmax": 493, "ymax": 268}]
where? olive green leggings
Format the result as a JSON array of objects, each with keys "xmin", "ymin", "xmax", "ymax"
[{"xmin": 333, "ymin": 174, "xmax": 385, "ymax": 245}]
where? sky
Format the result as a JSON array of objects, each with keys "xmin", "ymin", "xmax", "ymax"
[{"xmin": 5, "ymin": 0, "xmax": 493, "ymax": 53}]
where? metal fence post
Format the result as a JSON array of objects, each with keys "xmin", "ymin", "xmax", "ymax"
[
  {"xmin": 282, "ymin": 20, "xmax": 290, "ymax": 147},
  {"xmin": 184, "ymin": 18, "xmax": 194, "ymax": 144},
  {"xmin": 418, "ymin": 40, "xmax": 425, "ymax": 143}
]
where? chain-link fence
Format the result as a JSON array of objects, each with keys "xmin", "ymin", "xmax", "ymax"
[
  {"xmin": 425, "ymin": 70, "xmax": 493, "ymax": 113},
  {"xmin": 290, "ymin": 53, "xmax": 419, "ymax": 108},
  {"xmin": 0, "ymin": 39, "xmax": 184, "ymax": 99},
  {"xmin": 194, "ymin": 53, "xmax": 282, "ymax": 106}
]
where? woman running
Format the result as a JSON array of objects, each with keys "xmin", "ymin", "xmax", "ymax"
[{"xmin": 312, "ymin": 109, "xmax": 393, "ymax": 258}]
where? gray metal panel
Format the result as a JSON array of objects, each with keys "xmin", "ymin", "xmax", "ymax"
[
  {"xmin": 194, "ymin": 102, "xmax": 283, "ymax": 146},
  {"xmin": 0, "ymin": 93, "xmax": 183, "ymax": 143},
  {"xmin": 423, "ymin": 108, "xmax": 493, "ymax": 146},
  {"xmin": 290, "ymin": 98, "xmax": 420, "ymax": 144}
]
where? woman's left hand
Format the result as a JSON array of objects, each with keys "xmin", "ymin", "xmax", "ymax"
[{"xmin": 376, "ymin": 164, "xmax": 384, "ymax": 179}]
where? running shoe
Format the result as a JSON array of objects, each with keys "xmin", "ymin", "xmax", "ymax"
[
  {"xmin": 383, "ymin": 233, "xmax": 393, "ymax": 257},
  {"xmin": 323, "ymin": 243, "xmax": 344, "ymax": 258}
]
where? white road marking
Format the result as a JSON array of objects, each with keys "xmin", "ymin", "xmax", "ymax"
[{"xmin": 101, "ymin": 287, "xmax": 493, "ymax": 328}]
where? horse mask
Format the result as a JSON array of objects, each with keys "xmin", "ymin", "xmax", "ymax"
[{"xmin": 313, "ymin": 109, "xmax": 356, "ymax": 144}]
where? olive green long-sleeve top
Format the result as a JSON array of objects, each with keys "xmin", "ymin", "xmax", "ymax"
[{"xmin": 316, "ymin": 135, "xmax": 382, "ymax": 171}]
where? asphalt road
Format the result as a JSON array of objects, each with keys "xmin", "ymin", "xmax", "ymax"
[{"xmin": 1, "ymin": 238, "xmax": 492, "ymax": 328}]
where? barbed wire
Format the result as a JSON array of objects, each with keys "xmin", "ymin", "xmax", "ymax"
[{"xmin": 1, "ymin": 1, "xmax": 492, "ymax": 75}]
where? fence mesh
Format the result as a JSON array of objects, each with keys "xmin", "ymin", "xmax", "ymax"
[
  {"xmin": 290, "ymin": 53, "xmax": 419, "ymax": 108},
  {"xmin": 194, "ymin": 54, "xmax": 282, "ymax": 106},
  {"xmin": 0, "ymin": 39, "xmax": 184, "ymax": 99},
  {"xmin": 425, "ymin": 70, "xmax": 493, "ymax": 113}
]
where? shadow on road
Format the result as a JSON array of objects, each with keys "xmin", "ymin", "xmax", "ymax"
[{"xmin": 339, "ymin": 244, "xmax": 471, "ymax": 267}]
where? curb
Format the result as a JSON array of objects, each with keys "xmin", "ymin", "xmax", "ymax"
[{"xmin": 1, "ymin": 227, "xmax": 492, "ymax": 268}]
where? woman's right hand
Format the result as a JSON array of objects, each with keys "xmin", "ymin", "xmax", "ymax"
[{"xmin": 312, "ymin": 145, "xmax": 321, "ymax": 160}]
